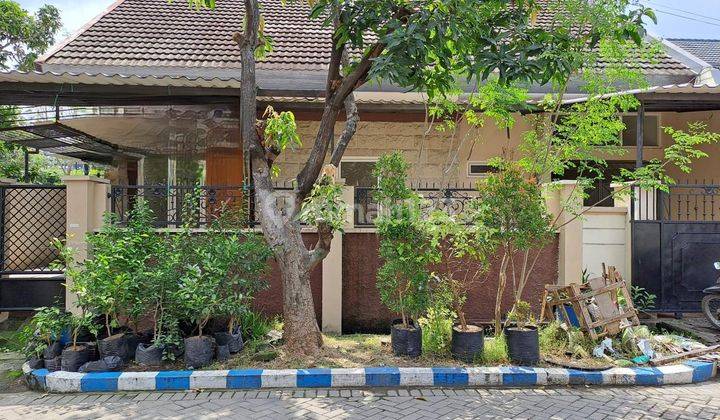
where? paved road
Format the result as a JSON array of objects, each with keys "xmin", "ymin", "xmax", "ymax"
[{"xmin": 1, "ymin": 380, "xmax": 720, "ymax": 419}]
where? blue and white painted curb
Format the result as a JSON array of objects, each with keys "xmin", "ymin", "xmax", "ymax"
[{"xmin": 23, "ymin": 360, "xmax": 716, "ymax": 393}]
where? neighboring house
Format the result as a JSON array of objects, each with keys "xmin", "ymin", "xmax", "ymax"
[
  {"xmin": 663, "ymin": 38, "xmax": 720, "ymax": 86},
  {"xmin": 0, "ymin": 0, "xmax": 720, "ymax": 327},
  {"xmin": 667, "ymin": 38, "xmax": 720, "ymax": 69}
]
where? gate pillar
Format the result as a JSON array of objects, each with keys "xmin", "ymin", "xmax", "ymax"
[
  {"xmin": 62, "ymin": 176, "xmax": 110, "ymax": 314},
  {"xmin": 546, "ymin": 180, "xmax": 584, "ymax": 286}
]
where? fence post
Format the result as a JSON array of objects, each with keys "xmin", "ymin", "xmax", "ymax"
[
  {"xmin": 321, "ymin": 184, "xmax": 353, "ymax": 334},
  {"xmin": 62, "ymin": 175, "xmax": 111, "ymax": 314},
  {"xmin": 546, "ymin": 180, "xmax": 584, "ymax": 286}
]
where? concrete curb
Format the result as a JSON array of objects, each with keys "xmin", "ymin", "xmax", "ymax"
[{"xmin": 23, "ymin": 360, "xmax": 717, "ymax": 393}]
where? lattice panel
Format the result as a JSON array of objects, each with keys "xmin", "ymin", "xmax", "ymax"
[{"xmin": 1, "ymin": 186, "xmax": 66, "ymax": 272}]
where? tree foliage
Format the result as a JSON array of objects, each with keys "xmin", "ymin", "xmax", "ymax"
[
  {"xmin": 0, "ymin": 1, "xmax": 63, "ymax": 183},
  {"xmin": 0, "ymin": 0, "xmax": 61, "ymax": 70},
  {"xmin": 180, "ymin": 0, "xmax": 660, "ymax": 353},
  {"xmin": 374, "ymin": 153, "xmax": 441, "ymax": 327}
]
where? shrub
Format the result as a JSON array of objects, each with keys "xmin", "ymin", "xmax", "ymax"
[
  {"xmin": 426, "ymin": 210, "xmax": 493, "ymax": 331},
  {"xmin": 55, "ymin": 199, "xmax": 164, "ymax": 337},
  {"xmin": 538, "ymin": 321, "xmax": 567, "ymax": 354},
  {"xmin": 21, "ymin": 306, "xmax": 68, "ymax": 357},
  {"xmin": 418, "ymin": 282, "xmax": 455, "ymax": 356},
  {"xmin": 173, "ymin": 189, "xmax": 271, "ymax": 337},
  {"xmin": 482, "ymin": 335, "xmax": 508, "ymax": 364},
  {"xmin": 239, "ymin": 311, "xmax": 275, "ymax": 342},
  {"xmin": 469, "ymin": 162, "xmax": 553, "ymax": 335},
  {"xmin": 374, "ymin": 152, "xmax": 440, "ymax": 327}
]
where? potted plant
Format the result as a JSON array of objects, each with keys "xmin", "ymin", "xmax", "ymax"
[
  {"xmin": 505, "ymin": 301, "xmax": 539, "ymax": 365},
  {"xmin": 469, "ymin": 163, "xmax": 553, "ymax": 337},
  {"xmin": 53, "ymin": 234, "xmax": 129, "ymax": 361},
  {"xmin": 29, "ymin": 306, "xmax": 68, "ymax": 371},
  {"xmin": 214, "ymin": 211, "xmax": 272, "ymax": 356},
  {"xmin": 426, "ymin": 209, "xmax": 493, "ymax": 362},
  {"xmin": 374, "ymin": 153, "xmax": 439, "ymax": 357},
  {"xmin": 176, "ymin": 262, "xmax": 221, "ymax": 368},
  {"xmin": 21, "ymin": 306, "xmax": 68, "ymax": 370},
  {"xmin": 61, "ymin": 312, "xmax": 99, "ymax": 372}
]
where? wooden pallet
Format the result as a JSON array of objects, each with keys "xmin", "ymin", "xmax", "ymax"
[{"xmin": 541, "ymin": 266, "xmax": 639, "ymax": 340}]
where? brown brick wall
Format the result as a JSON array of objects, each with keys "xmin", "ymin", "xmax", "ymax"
[
  {"xmin": 341, "ymin": 232, "xmax": 559, "ymax": 333},
  {"xmin": 253, "ymin": 233, "xmax": 323, "ymax": 325}
]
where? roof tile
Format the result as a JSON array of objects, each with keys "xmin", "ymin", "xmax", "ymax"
[
  {"xmin": 668, "ymin": 38, "xmax": 720, "ymax": 69},
  {"xmin": 41, "ymin": 0, "xmax": 693, "ymax": 76}
]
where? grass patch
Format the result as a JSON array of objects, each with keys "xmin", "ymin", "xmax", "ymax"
[
  {"xmin": 218, "ymin": 333, "xmax": 503, "ymax": 370},
  {"xmin": 481, "ymin": 335, "xmax": 508, "ymax": 364},
  {"xmin": 0, "ymin": 330, "xmax": 24, "ymax": 353}
]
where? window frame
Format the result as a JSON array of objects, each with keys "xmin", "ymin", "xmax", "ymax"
[
  {"xmin": 338, "ymin": 157, "xmax": 378, "ymax": 186},
  {"xmin": 620, "ymin": 112, "xmax": 662, "ymax": 148},
  {"xmin": 467, "ymin": 161, "xmax": 498, "ymax": 178}
]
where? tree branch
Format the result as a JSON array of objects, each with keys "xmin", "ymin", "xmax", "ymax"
[
  {"xmin": 330, "ymin": 49, "xmax": 360, "ymax": 166},
  {"xmin": 296, "ymin": 43, "xmax": 384, "ymax": 198},
  {"xmin": 235, "ymin": 1, "xmax": 274, "ymax": 195},
  {"xmin": 308, "ymin": 221, "xmax": 333, "ymax": 270}
]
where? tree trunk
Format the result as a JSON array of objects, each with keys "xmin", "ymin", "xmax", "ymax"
[{"xmin": 275, "ymin": 226, "xmax": 323, "ymax": 353}]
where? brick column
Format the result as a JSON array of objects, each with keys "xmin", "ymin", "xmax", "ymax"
[
  {"xmin": 321, "ymin": 184, "xmax": 353, "ymax": 334},
  {"xmin": 546, "ymin": 180, "xmax": 584, "ymax": 286},
  {"xmin": 62, "ymin": 176, "xmax": 111, "ymax": 313}
]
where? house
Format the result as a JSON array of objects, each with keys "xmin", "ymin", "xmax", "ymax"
[
  {"xmin": 1, "ymin": 0, "xmax": 720, "ymax": 330},
  {"xmin": 664, "ymin": 38, "xmax": 720, "ymax": 84}
]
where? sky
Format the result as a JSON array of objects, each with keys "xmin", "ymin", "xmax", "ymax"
[{"xmin": 16, "ymin": 0, "xmax": 720, "ymax": 44}]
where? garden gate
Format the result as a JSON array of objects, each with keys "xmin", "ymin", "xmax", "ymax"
[
  {"xmin": 0, "ymin": 184, "xmax": 66, "ymax": 311},
  {"xmin": 632, "ymin": 184, "xmax": 720, "ymax": 313}
]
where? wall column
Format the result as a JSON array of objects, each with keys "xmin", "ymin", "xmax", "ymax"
[
  {"xmin": 62, "ymin": 176, "xmax": 110, "ymax": 314},
  {"xmin": 612, "ymin": 183, "xmax": 634, "ymax": 283},
  {"xmin": 546, "ymin": 180, "xmax": 584, "ymax": 286},
  {"xmin": 321, "ymin": 184, "xmax": 353, "ymax": 334}
]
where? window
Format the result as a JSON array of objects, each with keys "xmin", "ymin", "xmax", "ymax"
[
  {"xmin": 467, "ymin": 162, "xmax": 498, "ymax": 177},
  {"xmin": 621, "ymin": 114, "xmax": 660, "ymax": 147},
  {"xmin": 339, "ymin": 160, "xmax": 377, "ymax": 187}
]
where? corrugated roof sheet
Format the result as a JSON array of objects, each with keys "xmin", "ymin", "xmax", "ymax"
[
  {"xmin": 667, "ymin": 39, "xmax": 720, "ymax": 69},
  {"xmin": 561, "ymin": 83, "xmax": 720, "ymax": 105},
  {"xmin": 37, "ymin": 0, "xmax": 694, "ymax": 77}
]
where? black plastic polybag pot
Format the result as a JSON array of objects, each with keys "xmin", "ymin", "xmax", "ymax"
[
  {"xmin": 99, "ymin": 333, "xmax": 129, "ymax": 360},
  {"xmin": 124, "ymin": 333, "xmax": 140, "ymax": 362},
  {"xmin": 216, "ymin": 344, "xmax": 230, "ymax": 362},
  {"xmin": 390, "ymin": 320, "xmax": 422, "ymax": 358},
  {"xmin": 61, "ymin": 345, "xmax": 90, "ymax": 372},
  {"xmin": 215, "ymin": 331, "xmax": 244, "ymax": 354},
  {"xmin": 184, "ymin": 336, "xmax": 214, "ymax": 368},
  {"xmin": 44, "ymin": 355, "xmax": 61, "ymax": 372},
  {"xmin": 27, "ymin": 357, "xmax": 44, "ymax": 370},
  {"xmin": 78, "ymin": 342, "xmax": 99, "ymax": 361},
  {"xmin": 451, "ymin": 325, "xmax": 484, "ymax": 363},
  {"xmin": 505, "ymin": 326, "xmax": 540, "ymax": 366},
  {"xmin": 78, "ymin": 356, "xmax": 123, "ymax": 373},
  {"xmin": 135, "ymin": 343, "xmax": 163, "ymax": 366},
  {"xmin": 43, "ymin": 341, "xmax": 62, "ymax": 359}
]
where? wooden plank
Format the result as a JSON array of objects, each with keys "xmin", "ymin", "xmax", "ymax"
[
  {"xmin": 589, "ymin": 277, "xmax": 621, "ymax": 335},
  {"xmin": 588, "ymin": 309, "xmax": 638, "ymax": 329},
  {"xmin": 649, "ymin": 345, "xmax": 720, "ymax": 366},
  {"xmin": 570, "ymin": 283, "xmax": 598, "ymax": 340}
]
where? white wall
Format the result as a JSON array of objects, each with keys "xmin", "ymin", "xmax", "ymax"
[{"xmin": 582, "ymin": 207, "xmax": 629, "ymax": 280}]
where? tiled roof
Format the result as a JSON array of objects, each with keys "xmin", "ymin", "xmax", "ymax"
[
  {"xmin": 667, "ymin": 38, "xmax": 720, "ymax": 69},
  {"xmin": 39, "ymin": 0, "xmax": 694, "ymax": 76}
]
